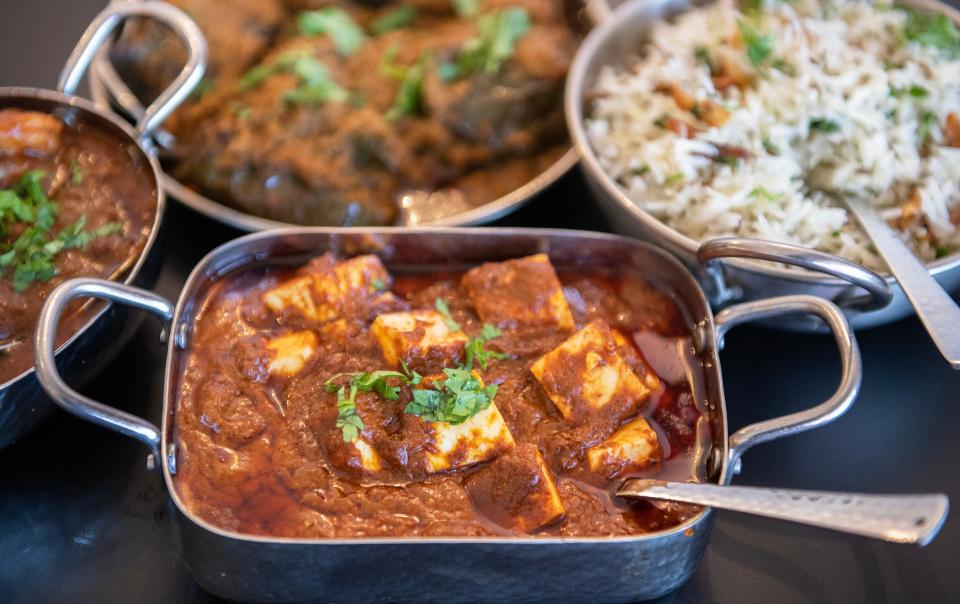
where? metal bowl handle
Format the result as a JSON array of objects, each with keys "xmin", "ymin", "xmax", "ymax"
[
  {"xmin": 698, "ymin": 237, "xmax": 893, "ymax": 311},
  {"xmin": 56, "ymin": 1, "xmax": 207, "ymax": 141},
  {"xmin": 714, "ymin": 294, "xmax": 861, "ymax": 474},
  {"xmin": 35, "ymin": 278, "xmax": 174, "ymax": 458}
]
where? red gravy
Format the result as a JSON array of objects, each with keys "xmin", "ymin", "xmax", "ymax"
[
  {"xmin": 173, "ymin": 255, "xmax": 711, "ymax": 538},
  {"xmin": 0, "ymin": 109, "xmax": 157, "ymax": 384}
]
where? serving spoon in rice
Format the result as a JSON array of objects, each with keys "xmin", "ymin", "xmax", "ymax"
[{"xmin": 842, "ymin": 197, "xmax": 960, "ymax": 368}]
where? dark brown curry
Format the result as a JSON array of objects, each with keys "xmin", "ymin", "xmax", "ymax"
[
  {"xmin": 0, "ymin": 108, "xmax": 157, "ymax": 384},
  {"xmin": 174, "ymin": 253, "xmax": 711, "ymax": 538},
  {"xmin": 110, "ymin": 0, "xmax": 575, "ymax": 226}
]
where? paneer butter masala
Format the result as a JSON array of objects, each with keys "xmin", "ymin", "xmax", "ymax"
[{"xmin": 176, "ymin": 253, "xmax": 711, "ymax": 537}]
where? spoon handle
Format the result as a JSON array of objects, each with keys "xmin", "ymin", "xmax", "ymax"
[
  {"xmin": 618, "ymin": 479, "xmax": 948, "ymax": 546},
  {"xmin": 846, "ymin": 198, "xmax": 960, "ymax": 368}
]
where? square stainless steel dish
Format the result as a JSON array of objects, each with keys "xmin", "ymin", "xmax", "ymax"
[{"xmin": 35, "ymin": 228, "xmax": 859, "ymax": 602}]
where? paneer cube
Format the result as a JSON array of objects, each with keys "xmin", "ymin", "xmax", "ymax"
[
  {"xmin": 530, "ymin": 320, "xmax": 652, "ymax": 422},
  {"xmin": 265, "ymin": 330, "xmax": 318, "ymax": 377},
  {"xmin": 371, "ymin": 310, "xmax": 468, "ymax": 371},
  {"xmin": 465, "ymin": 443, "xmax": 565, "ymax": 533},
  {"xmin": 416, "ymin": 373, "xmax": 515, "ymax": 473},
  {"xmin": 263, "ymin": 255, "xmax": 392, "ymax": 322},
  {"xmin": 353, "ymin": 438, "xmax": 383, "ymax": 472},
  {"xmin": 461, "ymin": 253, "xmax": 575, "ymax": 330},
  {"xmin": 587, "ymin": 417, "xmax": 662, "ymax": 479}
]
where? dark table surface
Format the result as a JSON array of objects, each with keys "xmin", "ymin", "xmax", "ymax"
[{"xmin": 2, "ymin": 1, "xmax": 960, "ymax": 602}]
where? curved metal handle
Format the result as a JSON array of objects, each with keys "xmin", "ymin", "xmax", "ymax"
[
  {"xmin": 618, "ymin": 480, "xmax": 949, "ymax": 546},
  {"xmin": 57, "ymin": 1, "xmax": 207, "ymax": 140},
  {"xmin": 35, "ymin": 278, "xmax": 174, "ymax": 457},
  {"xmin": 715, "ymin": 295, "xmax": 861, "ymax": 470},
  {"xmin": 698, "ymin": 237, "xmax": 893, "ymax": 311}
]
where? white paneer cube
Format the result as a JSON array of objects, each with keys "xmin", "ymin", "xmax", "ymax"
[
  {"xmin": 353, "ymin": 438, "xmax": 383, "ymax": 472},
  {"xmin": 587, "ymin": 417, "xmax": 662, "ymax": 479},
  {"xmin": 530, "ymin": 320, "xmax": 652, "ymax": 423},
  {"xmin": 265, "ymin": 330, "xmax": 318, "ymax": 376},
  {"xmin": 465, "ymin": 443, "xmax": 565, "ymax": 533},
  {"xmin": 416, "ymin": 373, "xmax": 515, "ymax": 473},
  {"xmin": 462, "ymin": 253, "xmax": 575, "ymax": 330},
  {"xmin": 371, "ymin": 310, "xmax": 468, "ymax": 370},
  {"xmin": 262, "ymin": 255, "xmax": 391, "ymax": 322}
]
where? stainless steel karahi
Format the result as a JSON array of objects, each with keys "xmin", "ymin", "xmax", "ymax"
[
  {"xmin": 86, "ymin": 0, "xmax": 610, "ymax": 230},
  {"xmin": 36, "ymin": 228, "xmax": 860, "ymax": 602},
  {"xmin": 566, "ymin": 0, "xmax": 960, "ymax": 330},
  {"xmin": 0, "ymin": 2, "xmax": 205, "ymax": 448}
]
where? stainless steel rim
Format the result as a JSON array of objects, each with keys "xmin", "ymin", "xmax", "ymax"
[
  {"xmin": 35, "ymin": 227, "xmax": 861, "ymax": 547},
  {"xmin": 564, "ymin": 0, "xmax": 960, "ymax": 288}
]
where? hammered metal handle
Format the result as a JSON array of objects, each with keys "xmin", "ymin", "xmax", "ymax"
[
  {"xmin": 715, "ymin": 295, "xmax": 860, "ymax": 471},
  {"xmin": 35, "ymin": 278, "xmax": 173, "ymax": 457},
  {"xmin": 698, "ymin": 237, "xmax": 893, "ymax": 310},
  {"xmin": 57, "ymin": 1, "xmax": 206, "ymax": 140},
  {"xmin": 619, "ymin": 480, "xmax": 949, "ymax": 546}
]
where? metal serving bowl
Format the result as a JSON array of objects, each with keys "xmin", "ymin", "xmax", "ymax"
[
  {"xmin": 36, "ymin": 228, "xmax": 860, "ymax": 602},
  {"xmin": 86, "ymin": 0, "xmax": 615, "ymax": 230},
  {"xmin": 566, "ymin": 0, "xmax": 960, "ymax": 330},
  {"xmin": 0, "ymin": 2, "xmax": 205, "ymax": 448}
]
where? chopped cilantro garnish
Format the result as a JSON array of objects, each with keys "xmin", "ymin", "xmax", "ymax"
[
  {"xmin": 919, "ymin": 110, "xmax": 938, "ymax": 144},
  {"xmin": 890, "ymin": 84, "xmax": 929, "ymax": 98},
  {"xmin": 440, "ymin": 7, "xmax": 530, "ymax": 80},
  {"xmin": 372, "ymin": 278, "xmax": 386, "ymax": 291},
  {"xmin": 901, "ymin": 6, "xmax": 960, "ymax": 56},
  {"xmin": 737, "ymin": 19, "xmax": 774, "ymax": 67},
  {"xmin": 452, "ymin": 0, "xmax": 479, "ymax": 17},
  {"xmin": 434, "ymin": 297, "xmax": 462, "ymax": 331},
  {"xmin": 464, "ymin": 323, "xmax": 509, "ymax": 370},
  {"xmin": 936, "ymin": 245, "xmax": 952, "ymax": 259},
  {"xmin": 809, "ymin": 117, "xmax": 841, "ymax": 133},
  {"xmin": 748, "ymin": 186, "xmax": 780, "ymax": 202},
  {"xmin": 665, "ymin": 172, "xmax": 684, "ymax": 185},
  {"xmin": 762, "ymin": 137, "xmax": 780, "ymax": 155},
  {"xmin": 405, "ymin": 367, "xmax": 498, "ymax": 424},
  {"xmin": 653, "ymin": 115, "xmax": 668, "ymax": 129},
  {"xmin": 324, "ymin": 370, "xmax": 412, "ymax": 442},
  {"xmin": 0, "ymin": 171, "xmax": 123, "ymax": 292},
  {"xmin": 386, "ymin": 53, "xmax": 428, "ymax": 121},
  {"xmin": 372, "ymin": 5, "xmax": 417, "ymax": 34},
  {"xmin": 297, "ymin": 8, "xmax": 367, "ymax": 56},
  {"xmin": 240, "ymin": 50, "xmax": 349, "ymax": 105}
]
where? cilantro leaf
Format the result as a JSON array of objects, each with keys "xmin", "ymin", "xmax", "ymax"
[
  {"xmin": 442, "ymin": 7, "xmax": 530, "ymax": 80},
  {"xmin": 809, "ymin": 117, "xmax": 841, "ymax": 133},
  {"xmin": 902, "ymin": 6, "xmax": 960, "ymax": 56},
  {"xmin": 452, "ymin": 0, "xmax": 479, "ymax": 17},
  {"xmin": 372, "ymin": 5, "xmax": 417, "ymax": 34},
  {"xmin": 464, "ymin": 323, "xmax": 509, "ymax": 370},
  {"xmin": 386, "ymin": 53, "xmax": 428, "ymax": 121},
  {"xmin": 405, "ymin": 367, "xmax": 497, "ymax": 424},
  {"xmin": 434, "ymin": 297, "xmax": 462, "ymax": 331},
  {"xmin": 748, "ymin": 186, "xmax": 780, "ymax": 202},
  {"xmin": 297, "ymin": 8, "xmax": 367, "ymax": 56},
  {"xmin": 737, "ymin": 19, "xmax": 773, "ymax": 67}
]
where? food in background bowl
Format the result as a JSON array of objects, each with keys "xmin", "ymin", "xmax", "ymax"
[
  {"xmin": 585, "ymin": 0, "xmax": 960, "ymax": 271},
  {"xmin": 0, "ymin": 108, "xmax": 156, "ymax": 383},
  {"xmin": 110, "ymin": 0, "xmax": 577, "ymax": 226}
]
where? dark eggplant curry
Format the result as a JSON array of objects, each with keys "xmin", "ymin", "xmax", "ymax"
[
  {"xmin": 0, "ymin": 108, "xmax": 156, "ymax": 384},
  {"xmin": 110, "ymin": 0, "xmax": 576, "ymax": 225},
  {"xmin": 175, "ymin": 253, "xmax": 712, "ymax": 537}
]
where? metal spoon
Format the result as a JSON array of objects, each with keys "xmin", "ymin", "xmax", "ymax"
[
  {"xmin": 619, "ymin": 479, "xmax": 949, "ymax": 546},
  {"xmin": 842, "ymin": 197, "xmax": 960, "ymax": 368}
]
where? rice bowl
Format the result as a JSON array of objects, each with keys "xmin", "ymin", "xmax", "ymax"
[{"xmin": 584, "ymin": 0, "xmax": 960, "ymax": 272}]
